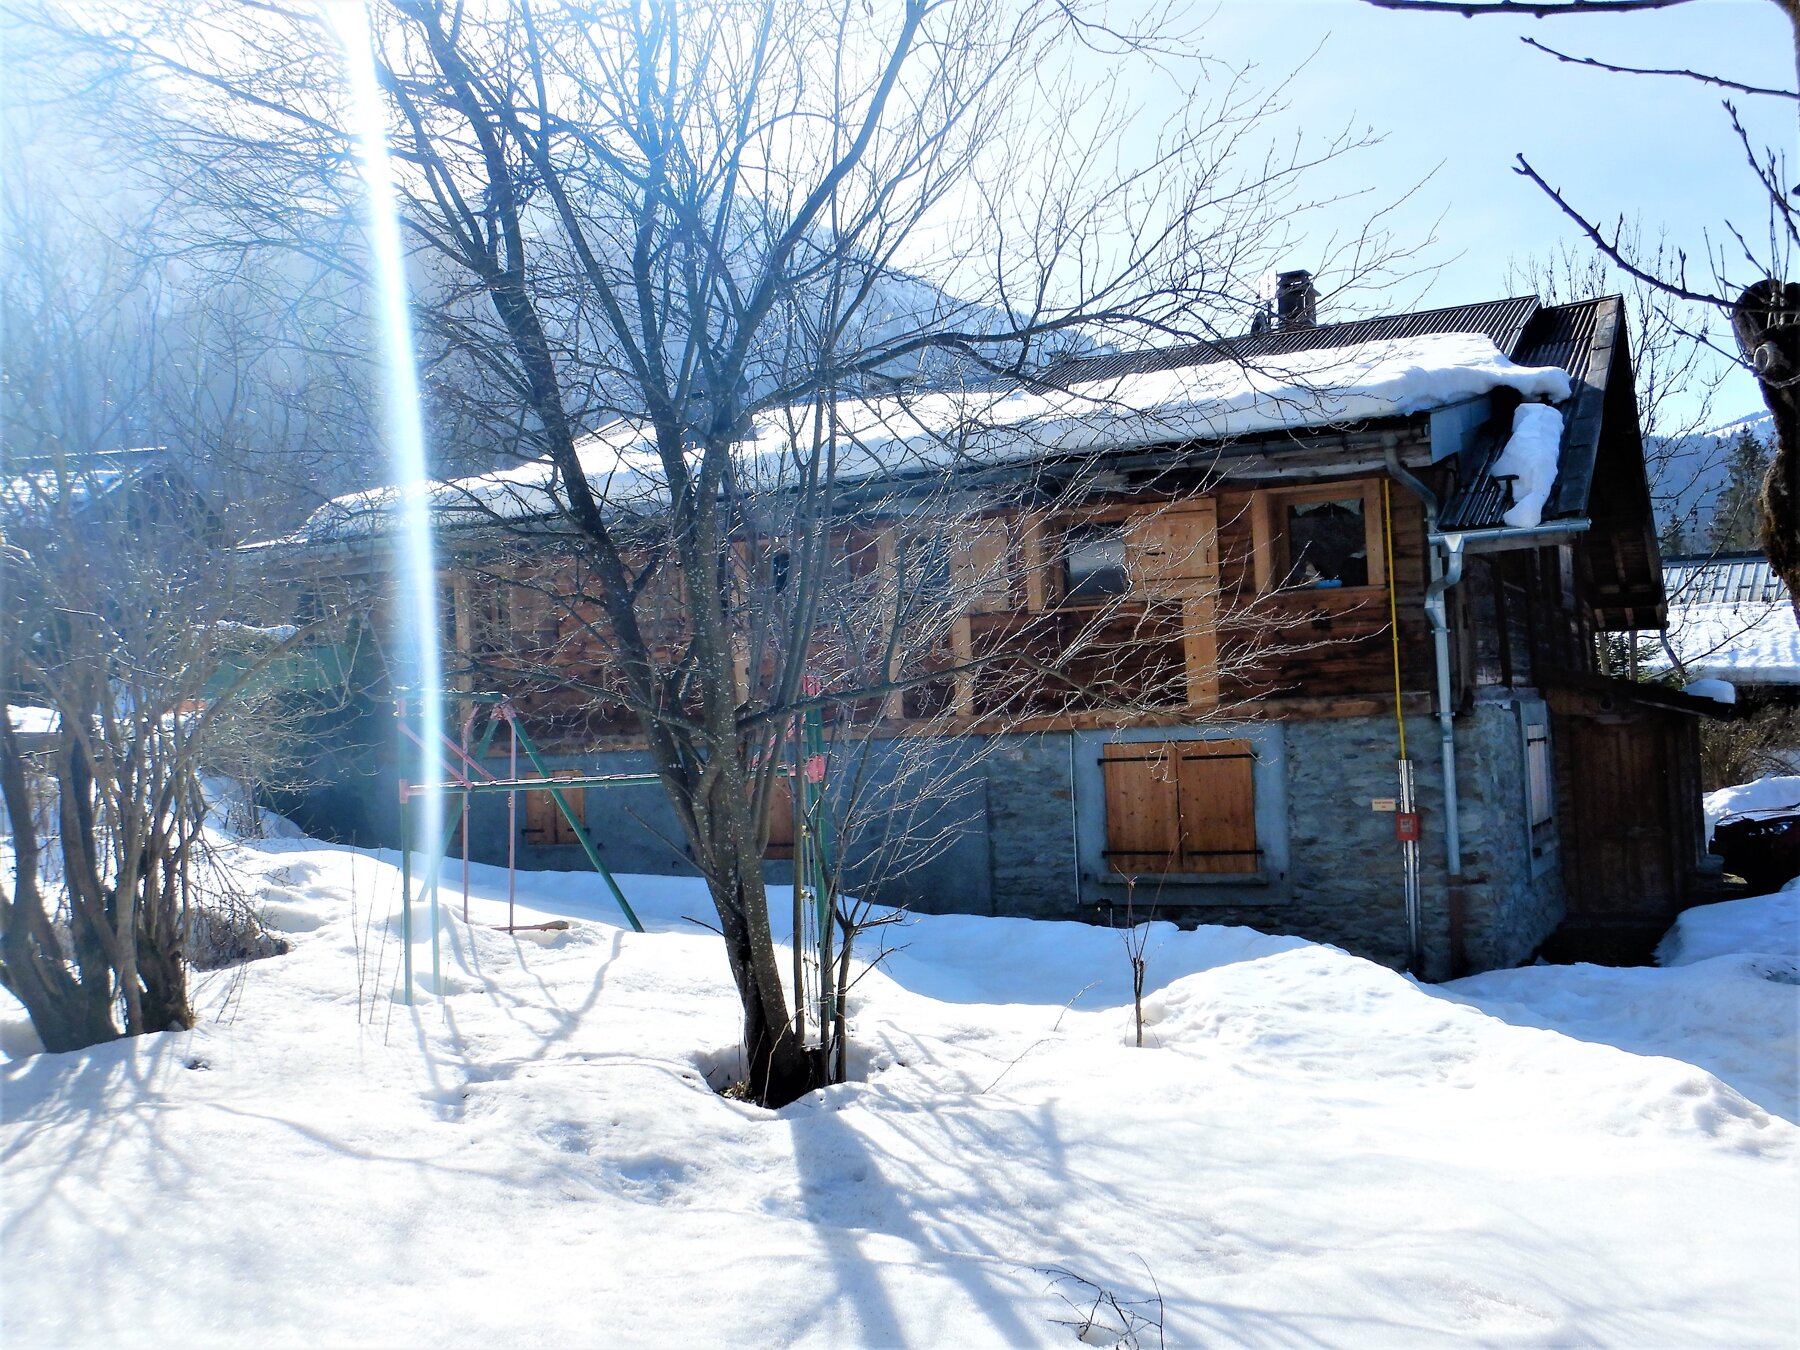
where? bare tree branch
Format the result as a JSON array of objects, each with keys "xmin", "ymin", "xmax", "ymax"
[
  {"xmin": 1364, "ymin": 0, "xmax": 1695, "ymax": 14},
  {"xmin": 1519, "ymin": 35, "xmax": 1799, "ymax": 99},
  {"xmin": 1511, "ymin": 154, "xmax": 1729, "ymax": 306}
]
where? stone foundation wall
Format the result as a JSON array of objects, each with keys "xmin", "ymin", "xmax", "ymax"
[{"xmin": 349, "ymin": 702, "xmax": 1565, "ymax": 980}]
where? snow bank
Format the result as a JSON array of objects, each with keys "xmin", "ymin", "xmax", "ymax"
[
  {"xmin": 4, "ymin": 703, "xmax": 57, "ymax": 735},
  {"xmin": 199, "ymin": 775, "xmax": 306, "ymax": 841},
  {"xmin": 2, "ymin": 838, "xmax": 1794, "ymax": 1346},
  {"xmin": 284, "ymin": 332, "xmax": 1574, "ymax": 545},
  {"xmin": 1704, "ymin": 774, "xmax": 1800, "ymax": 843},
  {"xmin": 1659, "ymin": 890, "xmax": 1800, "ymax": 968},
  {"xmin": 1443, "ymin": 944, "xmax": 1798, "ymax": 1126},
  {"xmin": 1491, "ymin": 401, "xmax": 1565, "ymax": 529}
]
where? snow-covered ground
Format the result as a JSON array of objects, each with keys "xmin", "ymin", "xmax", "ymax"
[{"xmin": 3, "ymin": 833, "xmax": 1797, "ymax": 1346}]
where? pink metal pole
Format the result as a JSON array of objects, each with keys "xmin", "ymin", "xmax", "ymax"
[
  {"xmin": 397, "ymin": 719, "xmax": 494, "ymax": 784},
  {"xmin": 507, "ymin": 706, "xmax": 518, "ymax": 932}
]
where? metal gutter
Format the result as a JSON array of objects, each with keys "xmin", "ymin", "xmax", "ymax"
[{"xmin": 1428, "ymin": 519, "xmax": 1590, "ymax": 553}]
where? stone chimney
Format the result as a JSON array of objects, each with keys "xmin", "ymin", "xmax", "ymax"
[{"xmin": 1276, "ymin": 270, "xmax": 1318, "ymax": 330}]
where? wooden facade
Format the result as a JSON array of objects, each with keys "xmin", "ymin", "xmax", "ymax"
[{"xmin": 441, "ymin": 472, "xmax": 1444, "ymax": 745}]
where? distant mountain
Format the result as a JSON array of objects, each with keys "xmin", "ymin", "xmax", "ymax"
[
  {"xmin": 1702, "ymin": 409, "xmax": 1775, "ymax": 443},
  {"xmin": 1649, "ymin": 408, "xmax": 1774, "ymax": 548}
]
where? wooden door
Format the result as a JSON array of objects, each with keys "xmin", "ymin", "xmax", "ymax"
[{"xmin": 1559, "ymin": 715, "xmax": 1680, "ymax": 920}]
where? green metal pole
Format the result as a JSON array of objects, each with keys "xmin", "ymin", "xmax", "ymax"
[
  {"xmin": 509, "ymin": 723, "xmax": 646, "ymax": 933},
  {"xmin": 399, "ymin": 782, "xmax": 414, "ymax": 1006}
]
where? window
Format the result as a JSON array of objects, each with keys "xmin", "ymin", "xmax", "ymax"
[
  {"xmin": 523, "ymin": 770, "xmax": 586, "ymax": 845},
  {"xmin": 1064, "ymin": 523, "xmax": 1129, "ymax": 602},
  {"xmin": 1100, "ymin": 739, "xmax": 1259, "ymax": 875},
  {"xmin": 1253, "ymin": 482, "xmax": 1385, "ymax": 593},
  {"xmin": 1524, "ymin": 722, "xmax": 1553, "ymax": 828},
  {"xmin": 896, "ymin": 533, "xmax": 953, "ymax": 601},
  {"xmin": 1284, "ymin": 497, "xmax": 1368, "ymax": 587}
]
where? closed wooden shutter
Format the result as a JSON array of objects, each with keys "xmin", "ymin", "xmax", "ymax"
[
  {"xmin": 523, "ymin": 770, "xmax": 585, "ymax": 845},
  {"xmin": 1125, "ymin": 504, "xmax": 1221, "ymax": 706},
  {"xmin": 953, "ymin": 519, "xmax": 1013, "ymax": 612},
  {"xmin": 1525, "ymin": 723, "xmax": 1553, "ymax": 826},
  {"xmin": 1101, "ymin": 743, "xmax": 1181, "ymax": 872},
  {"xmin": 1174, "ymin": 740, "xmax": 1257, "ymax": 875},
  {"xmin": 1101, "ymin": 738, "xmax": 1257, "ymax": 875},
  {"xmin": 1124, "ymin": 502, "xmax": 1218, "ymax": 600},
  {"xmin": 509, "ymin": 579, "xmax": 552, "ymax": 651},
  {"xmin": 764, "ymin": 772, "xmax": 795, "ymax": 859}
]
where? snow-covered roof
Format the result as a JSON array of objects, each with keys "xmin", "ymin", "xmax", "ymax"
[
  {"xmin": 4, "ymin": 705, "xmax": 58, "ymax": 737},
  {"xmin": 1657, "ymin": 555, "xmax": 1800, "ymax": 685},
  {"xmin": 280, "ymin": 331, "xmax": 1572, "ymax": 547},
  {"xmin": 0, "ymin": 448, "xmax": 171, "ymax": 517}
]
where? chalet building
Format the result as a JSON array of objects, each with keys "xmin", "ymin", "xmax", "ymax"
[{"xmin": 271, "ymin": 285, "xmax": 1725, "ymax": 978}]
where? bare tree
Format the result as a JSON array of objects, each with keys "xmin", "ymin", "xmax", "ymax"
[
  {"xmin": 0, "ymin": 465, "xmax": 313, "ymax": 1048},
  {"xmin": 1362, "ymin": 0, "xmax": 1800, "ymax": 607},
  {"xmin": 415, "ymin": 440, "xmax": 1316, "ymax": 1082},
  {"xmin": 47, "ymin": 0, "xmax": 1423, "ymax": 1104},
  {"xmin": 0, "ymin": 34, "xmax": 352, "ymax": 1052}
]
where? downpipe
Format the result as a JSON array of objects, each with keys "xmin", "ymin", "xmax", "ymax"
[
  {"xmin": 1424, "ymin": 534, "xmax": 1466, "ymax": 877},
  {"xmin": 1384, "ymin": 443, "xmax": 1464, "ymax": 974}
]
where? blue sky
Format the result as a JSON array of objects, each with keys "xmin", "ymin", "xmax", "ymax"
[{"xmin": 1181, "ymin": 0, "xmax": 1789, "ymax": 426}]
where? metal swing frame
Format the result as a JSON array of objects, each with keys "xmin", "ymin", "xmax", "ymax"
[{"xmin": 393, "ymin": 689, "xmax": 648, "ymax": 1004}]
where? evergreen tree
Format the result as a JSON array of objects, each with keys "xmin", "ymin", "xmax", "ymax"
[
  {"xmin": 1706, "ymin": 428, "xmax": 1772, "ymax": 554},
  {"xmin": 1658, "ymin": 515, "xmax": 1693, "ymax": 557}
]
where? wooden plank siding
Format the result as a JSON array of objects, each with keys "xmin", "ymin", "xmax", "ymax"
[
  {"xmin": 438, "ymin": 474, "xmax": 1445, "ymax": 752},
  {"xmin": 1213, "ymin": 482, "xmax": 1434, "ymax": 705}
]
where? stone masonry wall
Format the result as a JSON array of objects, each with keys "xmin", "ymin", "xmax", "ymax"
[{"xmin": 372, "ymin": 705, "xmax": 1561, "ymax": 981}]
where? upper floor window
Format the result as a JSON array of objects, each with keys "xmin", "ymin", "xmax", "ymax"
[
  {"xmin": 1253, "ymin": 481, "xmax": 1386, "ymax": 593},
  {"xmin": 1284, "ymin": 497, "xmax": 1368, "ymax": 587},
  {"xmin": 896, "ymin": 532, "xmax": 954, "ymax": 600},
  {"xmin": 1064, "ymin": 523, "xmax": 1129, "ymax": 602}
]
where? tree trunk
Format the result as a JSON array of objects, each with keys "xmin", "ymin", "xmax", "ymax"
[
  {"xmin": 697, "ymin": 786, "xmax": 823, "ymax": 1107},
  {"xmin": 134, "ymin": 853, "xmax": 192, "ymax": 1033},
  {"xmin": 0, "ymin": 723, "xmax": 119, "ymax": 1053},
  {"xmin": 1732, "ymin": 282, "xmax": 1800, "ymax": 615}
]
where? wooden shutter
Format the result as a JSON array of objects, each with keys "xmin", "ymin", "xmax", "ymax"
[
  {"xmin": 1525, "ymin": 723, "xmax": 1553, "ymax": 826},
  {"xmin": 953, "ymin": 519, "xmax": 1013, "ymax": 612},
  {"xmin": 509, "ymin": 579, "xmax": 550, "ymax": 650},
  {"xmin": 1174, "ymin": 739, "xmax": 1257, "ymax": 875},
  {"xmin": 1101, "ymin": 743, "xmax": 1181, "ymax": 873},
  {"xmin": 764, "ymin": 772, "xmax": 795, "ymax": 859},
  {"xmin": 523, "ymin": 770, "xmax": 585, "ymax": 845},
  {"xmin": 1101, "ymin": 738, "xmax": 1257, "ymax": 876},
  {"xmin": 1125, "ymin": 502, "xmax": 1218, "ymax": 600},
  {"xmin": 1126, "ymin": 504, "xmax": 1221, "ymax": 706}
]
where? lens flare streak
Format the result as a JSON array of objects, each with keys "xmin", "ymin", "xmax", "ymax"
[{"xmin": 333, "ymin": 3, "xmax": 444, "ymax": 1004}]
